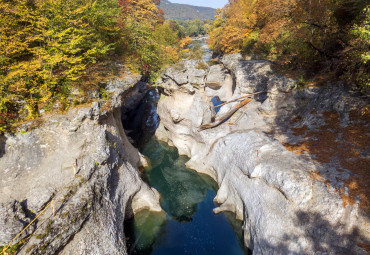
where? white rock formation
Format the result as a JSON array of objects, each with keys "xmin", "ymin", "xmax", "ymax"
[
  {"xmin": 155, "ymin": 55, "xmax": 370, "ymax": 254},
  {"xmin": 0, "ymin": 75, "xmax": 162, "ymax": 254}
]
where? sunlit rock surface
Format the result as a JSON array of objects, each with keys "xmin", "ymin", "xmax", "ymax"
[
  {"xmin": 0, "ymin": 74, "xmax": 162, "ymax": 254},
  {"xmin": 155, "ymin": 55, "xmax": 370, "ymax": 254}
]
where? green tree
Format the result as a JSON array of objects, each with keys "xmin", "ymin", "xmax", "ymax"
[
  {"xmin": 347, "ymin": 5, "xmax": 370, "ymax": 90},
  {"xmin": 0, "ymin": 0, "xmax": 181, "ymax": 133},
  {"xmin": 0, "ymin": 0, "xmax": 120, "ymax": 124},
  {"xmin": 119, "ymin": 0, "xmax": 164, "ymax": 72}
]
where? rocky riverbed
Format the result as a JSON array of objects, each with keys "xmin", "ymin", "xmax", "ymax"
[{"xmin": 155, "ymin": 54, "xmax": 370, "ymax": 254}]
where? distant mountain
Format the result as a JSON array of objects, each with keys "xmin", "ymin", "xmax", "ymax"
[{"xmin": 159, "ymin": 0, "xmax": 216, "ymax": 20}]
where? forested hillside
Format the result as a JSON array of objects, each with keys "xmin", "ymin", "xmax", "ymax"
[
  {"xmin": 208, "ymin": 0, "xmax": 370, "ymax": 91},
  {"xmin": 160, "ymin": 0, "xmax": 216, "ymax": 20},
  {"xmin": 0, "ymin": 0, "xmax": 191, "ymax": 133},
  {"xmin": 173, "ymin": 19, "xmax": 213, "ymax": 37}
]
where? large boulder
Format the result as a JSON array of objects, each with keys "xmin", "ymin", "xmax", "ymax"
[
  {"xmin": 222, "ymin": 54, "xmax": 275, "ymax": 95},
  {"xmin": 205, "ymin": 64, "xmax": 227, "ymax": 89},
  {"xmin": 156, "ymin": 90, "xmax": 214, "ymax": 157},
  {"xmin": 188, "ymin": 68, "xmax": 207, "ymax": 86},
  {"xmin": 204, "ymin": 64, "xmax": 234, "ymax": 101},
  {"xmin": 185, "ymin": 59, "xmax": 207, "ymax": 86},
  {"xmin": 163, "ymin": 66, "xmax": 188, "ymax": 85}
]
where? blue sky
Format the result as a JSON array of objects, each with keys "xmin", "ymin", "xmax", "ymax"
[{"xmin": 168, "ymin": 0, "xmax": 228, "ymax": 9}]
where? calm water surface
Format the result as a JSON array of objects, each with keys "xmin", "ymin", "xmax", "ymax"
[{"xmin": 125, "ymin": 138, "xmax": 248, "ymax": 255}]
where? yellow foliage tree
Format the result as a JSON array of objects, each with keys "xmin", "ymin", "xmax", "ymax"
[
  {"xmin": 209, "ymin": 2, "xmax": 256, "ymax": 53},
  {"xmin": 0, "ymin": 0, "xmax": 119, "ymax": 121}
]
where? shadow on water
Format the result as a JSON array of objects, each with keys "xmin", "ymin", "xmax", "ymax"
[{"xmin": 125, "ymin": 138, "xmax": 249, "ymax": 255}]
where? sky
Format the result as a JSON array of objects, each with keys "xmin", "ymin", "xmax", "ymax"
[{"xmin": 168, "ymin": 0, "xmax": 228, "ymax": 9}]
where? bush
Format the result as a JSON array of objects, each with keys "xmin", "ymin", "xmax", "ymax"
[{"xmin": 346, "ymin": 5, "xmax": 370, "ymax": 91}]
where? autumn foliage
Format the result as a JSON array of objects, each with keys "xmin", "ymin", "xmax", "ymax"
[
  {"xmin": 0, "ymin": 0, "xmax": 121, "ymax": 126},
  {"xmin": 208, "ymin": 0, "xmax": 370, "ymax": 90},
  {"xmin": 0, "ymin": 0, "xmax": 183, "ymax": 132}
]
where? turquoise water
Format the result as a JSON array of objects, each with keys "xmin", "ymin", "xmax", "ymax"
[{"xmin": 125, "ymin": 138, "xmax": 248, "ymax": 255}]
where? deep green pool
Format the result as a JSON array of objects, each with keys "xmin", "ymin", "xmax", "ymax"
[{"xmin": 125, "ymin": 138, "xmax": 248, "ymax": 255}]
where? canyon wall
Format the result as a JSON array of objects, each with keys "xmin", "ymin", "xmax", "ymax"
[
  {"xmin": 0, "ymin": 74, "xmax": 161, "ymax": 254},
  {"xmin": 155, "ymin": 54, "xmax": 370, "ymax": 254}
]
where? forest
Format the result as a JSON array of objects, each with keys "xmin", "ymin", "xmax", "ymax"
[
  {"xmin": 208, "ymin": 0, "xmax": 370, "ymax": 92},
  {"xmin": 175, "ymin": 19, "xmax": 213, "ymax": 37},
  {"xmin": 159, "ymin": 0, "xmax": 216, "ymax": 20},
  {"xmin": 0, "ymin": 0, "xmax": 195, "ymax": 132},
  {"xmin": 1, "ymin": 0, "xmax": 369, "ymax": 133}
]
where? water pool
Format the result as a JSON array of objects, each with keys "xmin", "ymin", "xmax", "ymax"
[{"xmin": 125, "ymin": 138, "xmax": 248, "ymax": 255}]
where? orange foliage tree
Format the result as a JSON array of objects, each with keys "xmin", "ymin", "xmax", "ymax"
[{"xmin": 209, "ymin": 0, "xmax": 369, "ymax": 90}]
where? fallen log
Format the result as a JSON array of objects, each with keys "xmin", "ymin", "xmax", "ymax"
[
  {"xmin": 215, "ymin": 91, "xmax": 267, "ymax": 109},
  {"xmin": 200, "ymin": 97, "xmax": 252, "ymax": 130}
]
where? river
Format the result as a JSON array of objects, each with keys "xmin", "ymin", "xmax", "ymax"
[
  {"xmin": 125, "ymin": 137, "xmax": 248, "ymax": 255},
  {"xmin": 124, "ymin": 38, "xmax": 248, "ymax": 254}
]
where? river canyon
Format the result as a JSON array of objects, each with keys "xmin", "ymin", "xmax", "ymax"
[{"xmin": 0, "ymin": 39, "xmax": 369, "ymax": 255}]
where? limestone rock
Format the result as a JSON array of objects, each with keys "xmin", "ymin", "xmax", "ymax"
[
  {"xmin": 205, "ymin": 64, "xmax": 227, "ymax": 89},
  {"xmin": 0, "ymin": 74, "xmax": 162, "ymax": 254},
  {"xmin": 188, "ymin": 68, "xmax": 206, "ymax": 86},
  {"xmin": 185, "ymin": 60, "xmax": 207, "ymax": 86},
  {"xmin": 163, "ymin": 67, "xmax": 188, "ymax": 85},
  {"xmin": 155, "ymin": 54, "xmax": 370, "ymax": 255},
  {"xmin": 222, "ymin": 54, "xmax": 274, "ymax": 95}
]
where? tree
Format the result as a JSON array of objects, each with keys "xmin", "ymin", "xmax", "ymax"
[
  {"xmin": 209, "ymin": 2, "xmax": 256, "ymax": 53},
  {"xmin": 0, "ymin": 0, "xmax": 120, "ymax": 123},
  {"xmin": 346, "ymin": 5, "xmax": 370, "ymax": 91},
  {"xmin": 0, "ymin": 0, "xmax": 182, "ymax": 132},
  {"xmin": 119, "ymin": 0, "xmax": 164, "ymax": 72},
  {"xmin": 208, "ymin": 0, "xmax": 370, "ymax": 90}
]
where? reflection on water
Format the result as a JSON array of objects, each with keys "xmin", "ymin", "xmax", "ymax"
[
  {"xmin": 125, "ymin": 138, "xmax": 248, "ymax": 255},
  {"xmin": 145, "ymin": 139, "xmax": 214, "ymax": 222},
  {"xmin": 211, "ymin": 96, "xmax": 224, "ymax": 114}
]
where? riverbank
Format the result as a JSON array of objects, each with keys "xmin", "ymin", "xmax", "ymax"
[
  {"xmin": 0, "ymin": 50, "xmax": 369, "ymax": 254},
  {"xmin": 0, "ymin": 72, "xmax": 162, "ymax": 254},
  {"xmin": 155, "ymin": 53, "xmax": 370, "ymax": 254}
]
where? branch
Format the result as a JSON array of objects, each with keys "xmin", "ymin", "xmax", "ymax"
[
  {"xmin": 215, "ymin": 91, "xmax": 267, "ymax": 108},
  {"xmin": 302, "ymin": 21, "xmax": 325, "ymax": 29},
  {"xmin": 200, "ymin": 97, "xmax": 252, "ymax": 130},
  {"xmin": 307, "ymin": 42, "xmax": 333, "ymax": 58}
]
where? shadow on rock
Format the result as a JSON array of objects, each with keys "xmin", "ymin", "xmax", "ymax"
[
  {"xmin": 0, "ymin": 135, "xmax": 6, "ymax": 158},
  {"xmin": 294, "ymin": 211, "xmax": 368, "ymax": 253},
  {"xmin": 260, "ymin": 210, "xmax": 370, "ymax": 254},
  {"xmin": 122, "ymin": 89, "xmax": 160, "ymax": 148},
  {"xmin": 263, "ymin": 82, "xmax": 370, "ymax": 252},
  {"xmin": 268, "ymin": 83, "xmax": 370, "ymax": 213}
]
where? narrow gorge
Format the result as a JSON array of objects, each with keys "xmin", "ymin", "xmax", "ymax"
[{"xmin": 1, "ymin": 43, "xmax": 369, "ymax": 255}]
